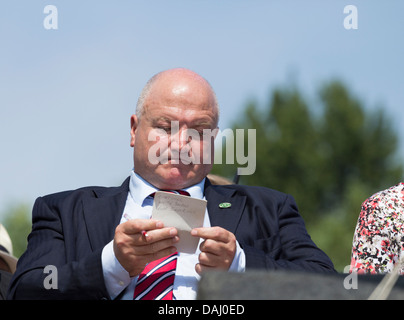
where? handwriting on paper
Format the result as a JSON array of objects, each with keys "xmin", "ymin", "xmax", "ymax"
[{"xmin": 152, "ymin": 191, "xmax": 207, "ymax": 253}]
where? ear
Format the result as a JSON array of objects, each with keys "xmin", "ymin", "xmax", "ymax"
[{"xmin": 130, "ymin": 114, "xmax": 138, "ymax": 147}]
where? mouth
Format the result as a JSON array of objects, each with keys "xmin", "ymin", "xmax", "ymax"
[
  {"xmin": 165, "ymin": 158, "xmax": 193, "ymax": 166},
  {"xmin": 166, "ymin": 149, "xmax": 193, "ymax": 165}
]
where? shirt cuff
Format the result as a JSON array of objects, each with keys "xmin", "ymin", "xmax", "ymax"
[
  {"xmin": 101, "ymin": 240, "xmax": 133, "ymax": 299},
  {"xmin": 229, "ymin": 240, "xmax": 246, "ymax": 272}
]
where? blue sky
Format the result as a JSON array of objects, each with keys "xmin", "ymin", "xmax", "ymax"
[{"xmin": 1, "ymin": 1, "xmax": 403, "ymax": 218}]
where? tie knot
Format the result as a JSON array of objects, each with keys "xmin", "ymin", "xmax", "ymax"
[
  {"xmin": 149, "ymin": 190, "xmax": 190, "ymax": 198},
  {"xmin": 168, "ymin": 190, "xmax": 190, "ymax": 196}
]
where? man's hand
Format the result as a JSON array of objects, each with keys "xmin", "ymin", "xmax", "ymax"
[
  {"xmin": 191, "ymin": 227, "xmax": 236, "ymax": 275},
  {"xmin": 113, "ymin": 219, "xmax": 179, "ymax": 277}
]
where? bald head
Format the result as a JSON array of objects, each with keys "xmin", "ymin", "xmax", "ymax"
[{"xmin": 136, "ymin": 68, "xmax": 219, "ymax": 126}]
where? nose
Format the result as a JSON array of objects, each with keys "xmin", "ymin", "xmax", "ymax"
[{"xmin": 169, "ymin": 127, "xmax": 190, "ymax": 151}]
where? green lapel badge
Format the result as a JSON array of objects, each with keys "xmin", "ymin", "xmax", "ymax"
[{"xmin": 219, "ymin": 202, "xmax": 232, "ymax": 209}]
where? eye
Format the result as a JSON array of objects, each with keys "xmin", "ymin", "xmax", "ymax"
[
  {"xmin": 194, "ymin": 129, "xmax": 204, "ymax": 137},
  {"xmin": 156, "ymin": 126, "xmax": 171, "ymax": 133},
  {"xmin": 197, "ymin": 128, "xmax": 213, "ymax": 137}
]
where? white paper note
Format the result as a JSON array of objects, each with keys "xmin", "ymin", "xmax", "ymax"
[{"xmin": 152, "ymin": 191, "xmax": 207, "ymax": 254}]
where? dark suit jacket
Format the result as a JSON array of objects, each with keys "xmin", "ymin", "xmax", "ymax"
[
  {"xmin": 0, "ymin": 270, "xmax": 12, "ymax": 300},
  {"xmin": 7, "ymin": 177, "xmax": 335, "ymax": 299}
]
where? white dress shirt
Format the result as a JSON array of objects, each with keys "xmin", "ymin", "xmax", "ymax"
[{"xmin": 101, "ymin": 170, "xmax": 245, "ymax": 300}]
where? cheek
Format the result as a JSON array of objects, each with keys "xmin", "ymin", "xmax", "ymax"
[
  {"xmin": 133, "ymin": 131, "xmax": 150, "ymax": 160},
  {"xmin": 199, "ymin": 138, "xmax": 214, "ymax": 162}
]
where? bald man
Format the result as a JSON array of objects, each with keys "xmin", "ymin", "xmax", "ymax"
[{"xmin": 8, "ymin": 68, "xmax": 335, "ymax": 300}]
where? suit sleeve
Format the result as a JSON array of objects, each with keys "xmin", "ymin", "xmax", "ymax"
[
  {"xmin": 7, "ymin": 196, "xmax": 110, "ymax": 300},
  {"xmin": 240, "ymin": 193, "xmax": 336, "ymax": 273}
]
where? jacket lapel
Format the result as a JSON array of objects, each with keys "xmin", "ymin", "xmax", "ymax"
[
  {"xmin": 204, "ymin": 179, "xmax": 246, "ymax": 234},
  {"xmin": 82, "ymin": 177, "xmax": 130, "ymax": 251}
]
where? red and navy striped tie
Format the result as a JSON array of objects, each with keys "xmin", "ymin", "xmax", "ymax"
[{"xmin": 133, "ymin": 190, "xmax": 190, "ymax": 300}]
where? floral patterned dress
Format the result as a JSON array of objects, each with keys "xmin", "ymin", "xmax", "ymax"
[{"xmin": 350, "ymin": 183, "xmax": 404, "ymax": 274}]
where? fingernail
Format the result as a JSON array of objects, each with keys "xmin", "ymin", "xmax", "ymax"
[{"xmin": 169, "ymin": 228, "xmax": 177, "ymax": 236}]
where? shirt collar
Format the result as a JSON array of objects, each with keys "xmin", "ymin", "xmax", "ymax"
[
  {"xmin": 129, "ymin": 170, "xmax": 158, "ymax": 205},
  {"xmin": 129, "ymin": 170, "xmax": 205, "ymax": 205},
  {"xmin": 184, "ymin": 178, "xmax": 205, "ymax": 200}
]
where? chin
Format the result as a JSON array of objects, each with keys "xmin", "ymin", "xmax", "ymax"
[{"xmin": 157, "ymin": 168, "xmax": 196, "ymax": 189}]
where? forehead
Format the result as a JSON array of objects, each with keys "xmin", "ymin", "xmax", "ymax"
[{"xmin": 143, "ymin": 75, "xmax": 218, "ymax": 125}]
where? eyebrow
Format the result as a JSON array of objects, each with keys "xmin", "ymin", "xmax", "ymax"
[
  {"xmin": 151, "ymin": 116, "xmax": 214, "ymax": 128},
  {"xmin": 151, "ymin": 116, "xmax": 173, "ymax": 126}
]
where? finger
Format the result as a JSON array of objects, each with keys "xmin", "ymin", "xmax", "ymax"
[
  {"xmin": 114, "ymin": 222, "xmax": 172, "ymax": 255},
  {"xmin": 120, "ymin": 219, "xmax": 164, "ymax": 235},
  {"xmin": 142, "ymin": 227, "xmax": 178, "ymax": 244},
  {"xmin": 198, "ymin": 246, "xmax": 234, "ymax": 267},
  {"xmin": 198, "ymin": 251, "xmax": 220, "ymax": 266},
  {"xmin": 134, "ymin": 235, "xmax": 179, "ymax": 255},
  {"xmin": 195, "ymin": 263, "xmax": 216, "ymax": 275},
  {"xmin": 196, "ymin": 249, "xmax": 234, "ymax": 275},
  {"xmin": 130, "ymin": 227, "xmax": 178, "ymax": 249},
  {"xmin": 199, "ymin": 238, "xmax": 222, "ymax": 255},
  {"xmin": 191, "ymin": 226, "xmax": 232, "ymax": 242}
]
